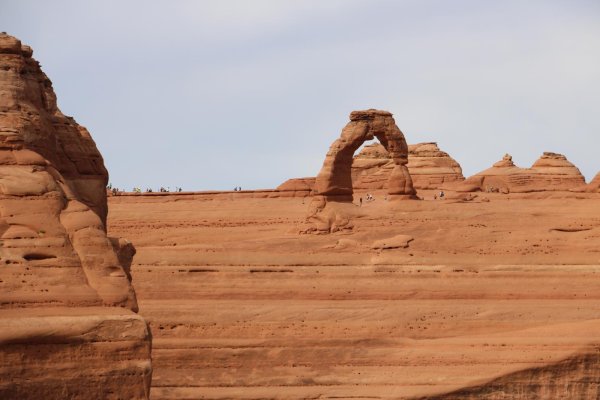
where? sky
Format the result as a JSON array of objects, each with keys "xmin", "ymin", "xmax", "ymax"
[{"xmin": 1, "ymin": 0, "xmax": 599, "ymax": 190}]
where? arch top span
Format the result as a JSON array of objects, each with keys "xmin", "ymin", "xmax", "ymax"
[{"xmin": 314, "ymin": 109, "xmax": 416, "ymax": 200}]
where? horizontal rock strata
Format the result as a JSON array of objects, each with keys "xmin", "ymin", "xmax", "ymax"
[
  {"xmin": 456, "ymin": 153, "xmax": 586, "ymax": 193},
  {"xmin": 108, "ymin": 193, "xmax": 600, "ymax": 399},
  {"xmin": 0, "ymin": 308, "xmax": 152, "ymax": 399},
  {"xmin": 352, "ymin": 142, "xmax": 464, "ymax": 190}
]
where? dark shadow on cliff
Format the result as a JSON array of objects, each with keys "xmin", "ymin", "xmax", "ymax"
[{"xmin": 414, "ymin": 348, "xmax": 600, "ymax": 400}]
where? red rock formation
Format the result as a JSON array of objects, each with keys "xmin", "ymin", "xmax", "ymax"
[
  {"xmin": 351, "ymin": 142, "xmax": 464, "ymax": 190},
  {"xmin": 349, "ymin": 143, "xmax": 392, "ymax": 190},
  {"xmin": 456, "ymin": 152, "xmax": 586, "ymax": 193},
  {"xmin": 587, "ymin": 172, "xmax": 600, "ymax": 193},
  {"xmin": 407, "ymin": 142, "xmax": 464, "ymax": 189},
  {"xmin": 0, "ymin": 33, "xmax": 151, "ymax": 398},
  {"xmin": 276, "ymin": 177, "xmax": 314, "ymax": 197},
  {"xmin": 304, "ymin": 110, "xmax": 415, "ymax": 233},
  {"xmin": 110, "ymin": 192, "xmax": 600, "ymax": 399},
  {"xmin": 278, "ymin": 141, "xmax": 463, "ymax": 196},
  {"xmin": 314, "ymin": 109, "xmax": 415, "ymax": 201}
]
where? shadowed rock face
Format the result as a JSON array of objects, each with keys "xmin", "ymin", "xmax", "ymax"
[
  {"xmin": 314, "ymin": 109, "xmax": 415, "ymax": 200},
  {"xmin": 416, "ymin": 349, "xmax": 600, "ymax": 400},
  {"xmin": 0, "ymin": 33, "xmax": 151, "ymax": 399},
  {"xmin": 588, "ymin": 173, "xmax": 600, "ymax": 193}
]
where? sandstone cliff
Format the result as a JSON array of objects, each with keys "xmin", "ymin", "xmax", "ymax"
[{"xmin": 0, "ymin": 33, "xmax": 151, "ymax": 399}]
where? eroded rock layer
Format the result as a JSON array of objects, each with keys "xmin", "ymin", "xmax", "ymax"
[
  {"xmin": 352, "ymin": 142, "xmax": 464, "ymax": 190},
  {"xmin": 107, "ymin": 192, "xmax": 600, "ymax": 399},
  {"xmin": 0, "ymin": 308, "xmax": 152, "ymax": 399},
  {"xmin": 278, "ymin": 141, "xmax": 464, "ymax": 197},
  {"xmin": 0, "ymin": 33, "xmax": 151, "ymax": 399},
  {"xmin": 456, "ymin": 152, "xmax": 586, "ymax": 193},
  {"xmin": 276, "ymin": 177, "xmax": 314, "ymax": 197}
]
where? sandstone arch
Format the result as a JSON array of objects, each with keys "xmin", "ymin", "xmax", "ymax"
[{"xmin": 314, "ymin": 109, "xmax": 415, "ymax": 201}]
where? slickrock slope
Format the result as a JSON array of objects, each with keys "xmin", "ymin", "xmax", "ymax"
[
  {"xmin": 275, "ymin": 177, "xmax": 314, "ymax": 197},
  {"xmin": 0, "ymin": 33, "xmax": 151, "ymax": 399},
  {"xmin": 352, "ymin": 142, "xmax": 464, "ymax": 190},
  {"xmin": 456, "ymin": 152, "xmax": 586, "ymax": 193},
  {"xmin": 108, "ymin": 190, "xmax": 600, "ymax": 399}
]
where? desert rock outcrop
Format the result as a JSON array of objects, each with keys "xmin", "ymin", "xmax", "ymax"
[
  {"xmin": 306, "ymin": 110, "xmax": 415, "ymax": 233},
  {"xmin": 314, "ymin": 109, "xmax": 415, "ymax": 200},
  {"xmin": 276, "ymin": 177, "xmax": 314, "ymax": 197},
  {"xmin": 588, "ymin": 172, "xmax": 600, "ymax": 193},
  {"xmin": 352, "ymin": 142, "xmax": 464, "ymax": 190},
  {"xmin": 0, "ymin": 33, "xmax": 151, "ymax": 399},
  {"xmin": 456, "ymin": 152, "xmax": 586, "ymax": 193},
  {"xmin": 107, "ymin": 189, "xmax": 600, "ymax": 400},
  {"xmin": 278, "ymin": 141, "xmax": 463, "ymax": 196}
]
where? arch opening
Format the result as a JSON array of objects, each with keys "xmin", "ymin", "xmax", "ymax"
[{"xmin": 313, "ymin": 109, "xmax": 416, "ymax": 201}]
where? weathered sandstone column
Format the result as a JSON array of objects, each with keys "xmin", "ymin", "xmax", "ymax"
[{"xmin": 0, "ymin": 33, "xmax": 151, "ymax": 399}]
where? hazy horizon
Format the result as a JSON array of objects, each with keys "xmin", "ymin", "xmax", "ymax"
[{"xmin": 2, "ymin": 0, "xmax": 599, "ymax": 190}]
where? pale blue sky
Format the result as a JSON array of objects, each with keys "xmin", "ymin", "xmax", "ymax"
[{"xmin": 2, "ymin": 0, "xmax": 599, "ymax": 190}]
